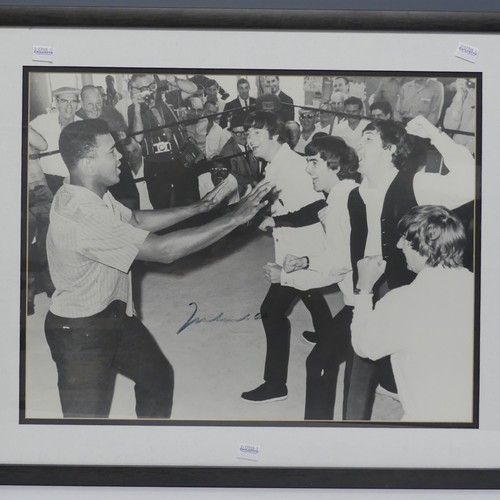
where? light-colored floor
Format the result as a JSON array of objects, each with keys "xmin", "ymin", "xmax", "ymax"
[{"xmin": 25, "ymin": 230, "xmax": 403, "ymax": 422}]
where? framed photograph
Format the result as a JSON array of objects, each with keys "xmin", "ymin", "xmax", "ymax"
[{"xmin": 2, "ymin": 5, "xmax": 500, "ymax": 490}]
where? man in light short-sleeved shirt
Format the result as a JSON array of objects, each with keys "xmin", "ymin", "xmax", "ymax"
[
  {"xmin": 351, "ymin": 205, "xmax": 474, "ymax": 422},
  {"xmin": 44, "ymin": 119, "xmax": 273, "ymax": 419},
  {"xmin": 30, "ymin": 86, "xmax": 82, "ymax": 193}
]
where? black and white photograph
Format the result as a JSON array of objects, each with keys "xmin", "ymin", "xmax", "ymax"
[{"xmin": 21, "ymin": 67, "xmax": 480, "ymax": 427}]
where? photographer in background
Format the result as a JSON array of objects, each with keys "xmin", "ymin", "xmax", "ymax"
[{"xmin": 128, "ymin": 74, "xmax": 199, "ymax": 209}]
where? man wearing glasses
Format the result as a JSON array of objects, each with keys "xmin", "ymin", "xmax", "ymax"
[
  {"xmin": 219, "ymin": 114, "xmax": 261, "ymax": 197},
  {"xmin": 30, "ymin": 86, "xmax": 82, "ymax": 194},
  {"xmin": 295, "ymin": 108, "xmax": 319, "ymax": 154},
  {"xmin": 128, "ymin": 74, "xmax": 199, "ymax": 209}
]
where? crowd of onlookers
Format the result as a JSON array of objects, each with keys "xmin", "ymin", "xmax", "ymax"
[{"xmin": 26, "ymin": 72, "xmax": 477, "ymax": 424}]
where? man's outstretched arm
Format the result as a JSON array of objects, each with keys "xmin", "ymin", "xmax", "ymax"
[
  {"xmin": 130, "ymin": 178, "xmax": 236, "ymax": 233},
  {"xmin": 136, "ymin": 180, "xmax": 273, "ymax": 264}
]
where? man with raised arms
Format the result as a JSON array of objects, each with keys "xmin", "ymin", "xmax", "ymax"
[{"xmin": 45, "ymin": 119, "xmax": 272, "ymax": 419}]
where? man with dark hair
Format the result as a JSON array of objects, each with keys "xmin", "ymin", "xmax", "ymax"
[
  {"xmin": 204, "ymin": 78, "xmax": 225, "ymax": 114},
  {"xmin": 128, "ymin": 73, "xmax": 199, "ymax": 209},
  {"xmin": 343, "ymin": 115, "xmax": 475, "ymax": 420},
  {"xmin": 77, "ymin": 85, "xmax": 138, "ymax": 210},
  {"xmin": 263, "ymin": 76, "xmax": 295, "ymax": 122},
  {"xmin": 281, "ymin": 136, "xmax": 361, "ymax": 419},
  {"xmin": 351, "ymin": 205, "xmax": 473, "ymax": 422},
  {"xmin": 334, "ymin": 96, "xmax": 370, "ymax": 149},
  {"xmin": 45, "ymin": 119, "xmax": 273, "ymax": 419},
  {"xmin": 240, "ymin": 111, "xmax": 331, "ymax": 404},
  {"xmin": 219, "ymin": 78, "xmax": 257, "ymax": 129},
  {"xmin": 332, "ymin": 77, "xmax": 350, "ymax": 95},
  {"xmin": 281, "ymin": 121, "xmax": 301, "ymax": 151},
  {"xmin": 369, "ymin": 100, "xmax": 393, "ymax": 121}
]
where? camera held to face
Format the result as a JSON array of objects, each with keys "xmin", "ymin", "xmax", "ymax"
[{"xmin": 139, "ymin": 90, "xmax": 155, "ymax": 104}]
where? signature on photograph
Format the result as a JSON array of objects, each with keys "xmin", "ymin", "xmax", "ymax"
[{"xmin": 177, "ymin": 302, "xmax": 264, "ymax": 334}]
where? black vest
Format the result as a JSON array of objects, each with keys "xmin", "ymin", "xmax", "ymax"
[{"xmin": 348, "ymin": 169, "xmax": 418, "ymax": 291}]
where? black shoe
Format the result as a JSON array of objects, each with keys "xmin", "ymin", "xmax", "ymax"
[
  {"xmin": 302, "ymin": 330, "xmax": 320, "ymax": 345},
  {"xmin": 241, "ymin": 382, "xmax": 288, "ymax": 403}
]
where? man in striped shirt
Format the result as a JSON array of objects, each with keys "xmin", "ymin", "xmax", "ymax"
[{"xmin": 44, "ymin": 119, "xmax": 272, "ymax": 419}]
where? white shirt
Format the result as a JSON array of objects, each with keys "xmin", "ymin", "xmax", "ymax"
[
  {"xmin": 115, "ymin": 96, "xmax": 133, "ymax": 127},
  {"xmin": 130, "ymin": 160, "xmax": 154, "ymax": 210},
  {"xmin": 264, "ymin": 143, "xmax": 327, "ymax": 266},
  {"xmin": 294, "ymin": 125, "xmax": 319, "ymax": 154},
  {"xmin": 318, "ymin": 123, "xmax": 335, "ymax": 136},
  {"xmin": 331, "ymin": 134, "xmax": 475, "ymax": 263},
  {"xmin": 206, "ymin": 123, "xmax": 231, "ymax": 159},
  {"xmin": 351, "ymin": 266, "xmax": 474, "ymax": 422},
  {"xmin": 360, "ymin": 168, "xmax": 398, "ymax": 257},
  {"xmin": 332, "ymin": 118, "xmax": 371, "ymax": 149},
  {"xmin": 30, "ymin": 112, "xmax": 81, "ymax": 177},
  {"xmin": 281, "ymin": 179, "xmax": 357, "ymax": 305},
  {"xmin": 47, "ymin": 184, "xmax": 148, "ymax": 318}
]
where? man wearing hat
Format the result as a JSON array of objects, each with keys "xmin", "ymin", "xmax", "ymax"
[
  {"xmin": 30, "ymin": 86, "xmax": 82, "ymax": 194},
  {"xmin": 219, "ymin": 114, "xmax": 261, "ymax": 197}
]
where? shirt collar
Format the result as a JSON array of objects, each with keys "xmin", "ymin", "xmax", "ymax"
[{"xmin": 359, "ymin": 166, "xmax": 398, "ymax": 199}]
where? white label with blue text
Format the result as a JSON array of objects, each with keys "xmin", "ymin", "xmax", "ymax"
[
  {"xmin": 455, "ymin": 42, "xmax": 479, "ymax": 63},
  {"xmin": 33, "ymin": 45, "xmax": 54, "ymax": 63},
  {"xmin": 237, "ymin": 443, "xmax": 260, "ymax": 461}
]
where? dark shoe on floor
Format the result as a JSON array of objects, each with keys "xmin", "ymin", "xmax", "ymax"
[
  {"xmin": 302, "ymin": 330, "xmax": 320, "ymax": 344},
  {"xmin": 241, "ymin": 382, "xmax": 288, "ymax": 403}
]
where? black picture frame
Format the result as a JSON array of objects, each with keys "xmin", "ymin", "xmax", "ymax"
[{"xmin": 3, "ymin": 5, "xmax": 498, "ymax": 490}]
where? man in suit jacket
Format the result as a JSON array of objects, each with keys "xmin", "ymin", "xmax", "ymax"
[
  {"xmin": 219, "ymin": 114, "xmax": 261, "ymax": 196},
  {"xmin": 219, "ymin": 78, "xmax": 257, "ymax": 129},
  {"xmin": 264, "ymin": 75, "xmax": 295, "ymax": 122}
]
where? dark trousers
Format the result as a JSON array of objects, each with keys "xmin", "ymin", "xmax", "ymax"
[
  {"xmin": 305, "ymin": 305, "xmax": 353, "ymax": 420},
  {"xmin": 342, "ymin": 282, "xmax": 397, "ymax": 421},
  {"xmin": 28, "ymin": 183, "xmax": 54, "ymax": 304},
  {"xmin": 45, "ymin": 300, "xmax": 174, "ymax": 419},
  {"xmin": 343, "ymin": 345, "xmax": 396, "ymax": 420},
  {"xmin": 144, "ymin": 155, "xmax": 199, "ymax": 209},
  {"xmin": 261, "ymin": 283, "xmax": 333, "ymax": 386}
]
